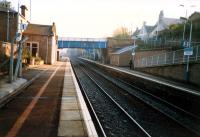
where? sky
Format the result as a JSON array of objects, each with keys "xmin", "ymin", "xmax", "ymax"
[{"xmin": 9, "ymin": 0, "xmax": 200, "ymax": 38}]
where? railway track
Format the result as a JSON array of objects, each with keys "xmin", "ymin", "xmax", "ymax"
[
  {"xmin": 71, "ymin": 58, "xmax": 200, "ymax": 137},
  {"xmin": 72, "ymin": 60, "xmax": 151, "ymax": 137},
  {"xmin": 78, "ymin": 59, "xmax": 200, "ymax": 134}
]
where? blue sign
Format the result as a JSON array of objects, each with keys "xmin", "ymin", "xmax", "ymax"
[{"xmin": 184, "ymin": 47, "xmax": 193, "ymax": 56}]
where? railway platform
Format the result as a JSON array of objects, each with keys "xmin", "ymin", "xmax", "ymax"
[
  {"xmin": 0, "ymin": 61, "xmax": 98, "ymax": 137},
  {"xmin": 81, "ymin": 58, "xmax": 200, "ymax": 95},
  {"xmin": 58, "ymin": 60, "xmax": 98, "ymax": 137},
  {"xmin": 0, "ymin": 65, "xmax": 48, "ymax": 107}
]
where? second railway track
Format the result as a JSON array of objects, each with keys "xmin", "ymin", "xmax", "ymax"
[{"xmin": 71, "ymin": 58, "xmax": 200, "ymax": 137}]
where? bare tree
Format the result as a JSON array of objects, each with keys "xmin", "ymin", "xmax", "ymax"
[{"xmin": 113, "ymin": 27, "xmax": 132, "ymax": 40}]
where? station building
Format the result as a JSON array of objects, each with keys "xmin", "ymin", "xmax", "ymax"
[{"xmin": 23, "ymin": 23, "xmax": 58, "ymax": 64}]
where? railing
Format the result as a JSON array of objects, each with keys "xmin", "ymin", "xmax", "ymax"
[
  {"xmin": 136, "ymin": 45, "xmax": 200, "ymax": 68},
  {"xmin": 136, "ymin": 39, "xmax": 200, "ymax": 50}
]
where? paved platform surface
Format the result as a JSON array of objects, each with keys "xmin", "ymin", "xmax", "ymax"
[
  {"xmin": 0, "ymin": 65, "xmax": 48, "ymax": 107},
  {"xmin": 81, "ymin": 58, "xmax": 200, "ymax": 96},
  {"xmin": 0, "ymin": 78, "xmax": 27, "ymax": 98},
  {"xmin": 58, "ymin": 61, "xmax": 98, "ymax": 137}
]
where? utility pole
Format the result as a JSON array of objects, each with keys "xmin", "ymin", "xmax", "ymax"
[
  {"xmin": 30, "ymin": 0, "xmax": 31, "ymax": 21},
  {"xmin": 186, "ymin": 21, "xmax": 192, "ymax": 82},
  {"xmin": 6, "ymin": 6, "xmax": 9, "ymax": 42}
]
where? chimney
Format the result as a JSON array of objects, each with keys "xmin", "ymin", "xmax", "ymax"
[{"xmin": 20, "ymin": 5, "xmax": 28, "ymax": 18}]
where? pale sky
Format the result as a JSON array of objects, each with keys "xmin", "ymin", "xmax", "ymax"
[{"xmin": 10, "ymin": 0, "xmax": 200, "ymax": 38}]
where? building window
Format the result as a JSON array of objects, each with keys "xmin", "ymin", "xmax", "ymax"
[{"xmin": 26, "ymin": 42, "xmax": 39, "ymax": 57}]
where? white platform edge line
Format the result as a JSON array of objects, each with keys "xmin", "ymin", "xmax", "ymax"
[
  {"xmin": 69, "ymin": 61, "xmax": 99, "ymax": 137},
  {"xmin": 80, "ymin": 57, "xmax": 200, "ymax": 97}
]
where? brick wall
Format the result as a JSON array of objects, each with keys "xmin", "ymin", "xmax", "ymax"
[
  {"xmin": 137, "ymin": 63, "xmax": 200, "ymax": 87},
  {"xmin": 0, "ymin": 11, "xmax": 18, "ymax": 42},
  {"xmin": 23, "ymin": 34, "xmax": 57, "ymax": 64},
  {"xmin": 0, "ymin": 41, "xmax": 17, "ymax": 58}
]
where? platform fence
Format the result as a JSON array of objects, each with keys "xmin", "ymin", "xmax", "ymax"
[{"xmin": 136, "ymin": 45, "xmax": 200, "ymax": 68}]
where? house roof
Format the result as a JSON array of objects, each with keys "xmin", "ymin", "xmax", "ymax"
[
  {"xmin": 162, "ymin": 18, "xmax": 182, "ymax": 26},
  {"xmin": 110, "ymin": 45, "xmax": 137, "ymax": 55},
  {"xmin": 23, "ymin": 23, "xmax": 56, "ymax": 36},
  {"xmin": 0, "ymin": 7, "xmax": 17, "ymax": 13},
  {"xmin": 145, "ymin": 25, "xmax": 155, "ymax": 33},
  {"xmin": 189, "ymin": 12, "xmax": 200, "ymax": 20},
  {"xmin": 132, "ymin": 28, "xmax": 140, "ymax": 36}
]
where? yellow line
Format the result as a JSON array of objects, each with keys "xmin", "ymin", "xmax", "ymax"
[{"xmin": 6, "ymin": 64, "xmax": 61, "ymax": 137}]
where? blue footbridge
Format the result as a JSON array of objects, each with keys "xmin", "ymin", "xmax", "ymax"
[
  {"xmin": 58, "ymin": 37, "xmax": 107, "ymax": 60},
  {"xmin": 58, "ymin": 37, "xmax": 107, "ymax": 49}
]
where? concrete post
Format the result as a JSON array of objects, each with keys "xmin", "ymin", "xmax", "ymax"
[
  {"xmin": 157, "ymin": 55, "xmax": 159, "ymax": 65},
  {"xmin": 7, "ymin": 9, "xmax": 9, "ymax": 42},
  {"xmin": 172, "ymin": 51, "xmax": 175, "ymax": 64},
  {"xmin": 9, "ymin": 39, "xmax": 14, "ymax": 83},
  {"xmin": 14, "ymin": 43, "xmax": 22, "ymax": 81},
  {"xmin": 196, "ymin": 46, "xmax": 199, "ymax": 61}
]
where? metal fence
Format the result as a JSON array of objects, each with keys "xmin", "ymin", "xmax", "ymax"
[
  {"xmin": 136, "ymin": 39, "xmax": 200, "ymax": 50},
  {"xmin": 136, "ymin": 45, "xmax": 200, "ymax": 68}
]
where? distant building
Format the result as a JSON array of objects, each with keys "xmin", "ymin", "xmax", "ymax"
[
  {"xmin": 133, "ymin": 22, "xmax": 154, "ymax": 41},
  {"xmin": 110, "ymin": 45, "xmax": 135, "ymax": 66},
  {"xmin": 149, "ymin": 10, "xmax": 183, "ymax": 38},
  {"xmin": 0, "ymin": 5, "xmax": 29, "ymax": 42},
  {"xmin": 23, "ymin": 23, "xmax": 58, "ymax": 64},
  {"xmin": 189, "ymin": 12, "xmax": 200, "ymax": 21},
  {"xmin": 133, "ymin": 11, "xmax": 183, "ymax": 41}
]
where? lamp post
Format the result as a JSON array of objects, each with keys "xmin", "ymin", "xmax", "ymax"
[
  {"xmin": 179, "ymin": 4, "xmax": 196, "ymax": 82},
  {"xmin": 179, "ymin": 4, "xmax": 187, "ymax": 41},
  {"xmin": 6, "ymin": 6, "xmax": 9, "ymax": 42},
  {"xmin": 30, "ymin": 0, "xmax": 31, "ymax": 21}
]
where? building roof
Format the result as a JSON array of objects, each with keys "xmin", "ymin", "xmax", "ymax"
[
  {"xmin": 145, "ymin": 25, "xmax": 155, "ymax": 33},
  {"xmin": 162, "ymin": 18, "xmax": 182, "ymax": 27},
  {"xmin": 132, "ymin": 28, "xmax": 140, "ymax": 36},
  {"xmin": 110, "ymin": 45, "xmax": 137, "ymax": 55},
  {"xmin": 189, "ymin": 12, "xmax": 200, "ymax": 21},
  {"xmin": 0, "ymin": 7, "xmax": 17, "ymax": 13},
  {"xmin": 23, "ymin": 23, "xmax": 56, "ymax": 36}
]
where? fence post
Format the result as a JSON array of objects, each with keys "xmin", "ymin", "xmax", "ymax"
[
  {"xmin": 9, "ymin": 40, "xmax": 14, "ymax": 83},
  {"xmin": 165, "ymin": 53, "xmax": 167, "ymax": 64},
  {"xmin": 172, "ymin": 51, "xmax": 175, "ymax": 64},
  {"xmin": 151, "ymin": 56, "xmax": 153, "ymax": 66},
  {"xmin": 196, "ymin": 46, "xmax": 199, "ymax": 61},
  {"xmin": 157, "ymin": 55, "xmax": 159, "ymax": 65},
  {"xmin": 146, "ymin": 58, "xmax": 148, "ymax": 67}
]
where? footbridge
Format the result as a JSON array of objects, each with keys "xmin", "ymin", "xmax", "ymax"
[{"xmin": 58, "ymin": 37, "xmax": 107, "ymax": 49}]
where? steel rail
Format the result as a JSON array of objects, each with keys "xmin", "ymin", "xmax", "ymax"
[
  {"xmin": 71, "ymin": 61, "xmax": 107, "ymax": 137},
  {"xmin": 77, "ymin": 59, "xmax": 200, "ymax": 136},
  {"xmin": 78, "ymin": 64, "xmax": 151, "ymax": 137}
]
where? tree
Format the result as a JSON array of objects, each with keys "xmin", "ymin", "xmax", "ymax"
[{"xmin": 113, "ymin": 27, "xmax": 132, "ymax": 40}]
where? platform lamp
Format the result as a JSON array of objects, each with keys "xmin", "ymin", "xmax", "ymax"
[
  {"xmin": 29, "ymin": 0, "xmax": 31, "ymax": 21},
  {"xmin": 179, "ymin": 4, "xmax": 196, "ymax": 82}
]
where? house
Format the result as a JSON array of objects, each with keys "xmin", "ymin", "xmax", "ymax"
[
  {"xmin": 0, "ymin": 4, "xmax": 29, "ymax": 43},
  {"xmin": 133, "ymin": 22, "xmax": 154, "ymax": 41},
  {"xmin": 189, "ymin": 12, "xmax": 200, "ymax": 21},
  {"xmin": 110, "ymin": 45, "xmax": 136, "ymax": 66},
  {"xmin": 101, "ymin": 37, "xmax": 134, "ymax": 64},
  {"xmin": 23, "ymin": 23, "xmax": 58, "ymax": 64},
  {"xmin": 149, "ymin": 10, "xmax": 183, "ymax": 38}
]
